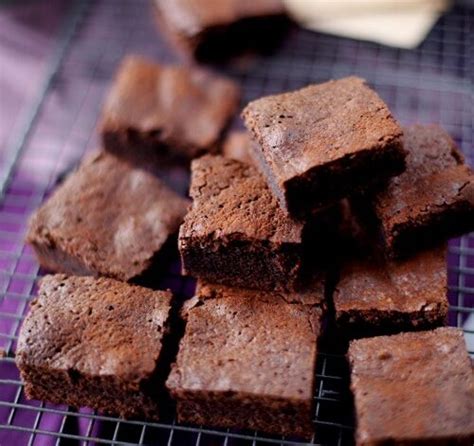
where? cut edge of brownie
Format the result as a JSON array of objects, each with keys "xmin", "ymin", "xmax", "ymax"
[
  {"xmin": 167, "ymin": 388, "xmax": 315, "ymax": 439},
  {"xmin": 334, "ymin": 304, "xmax": 448, "ymax": 339},
  {"xmin": 282, "ymin": 141, "xmax": 406, "ymax": 217},
  {"xmin": 26, "ymin": 220, "xmax": 178, "ymax": 284},
  {"xmin": 179, "ymin": 230, "xmax": 304, "ymax": 291}
]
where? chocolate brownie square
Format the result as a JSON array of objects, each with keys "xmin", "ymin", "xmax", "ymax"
[
  {"xmin": 242, "ymin": 76, "xmax": 405, "ymax": 218},
  {"xmin": 348, "ymin": 328, "xmax": 474, "ymax": 445},
  {"xmin": 16, "ymin": 274, "xmax": 173, "ymax": 419},
  {"xmin": 166, "ymin": 280, "xmax": 325, "ymax": 438},
  {"xmin": 100, "ymin": 56, "xmax": 240, "ymax": 167},
  {"xmin": 334, "ymin": 245, "xmax": 448, "ymax": 338},
  {"xmin": 154, "ymin": 0, "xmax": 290, "ymax": 61},
  {"xmin": 369, "ymin": 125, "xmax": 474, "ymax": 257},
  {"xmin": 27, "ymin": 152, "xmax": 189, "ymax": 281},
  {"xmin": 222, "ymin": 130, "xmax": 256, "ymax": 165},
  {"xmin": 179, "ymin": 155, "xmax": 306, "ymax": 291}
]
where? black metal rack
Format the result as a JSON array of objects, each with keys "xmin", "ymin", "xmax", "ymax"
[{"xmin": 0, "ymin": 1, "xmax": 472, "ymax": 445}]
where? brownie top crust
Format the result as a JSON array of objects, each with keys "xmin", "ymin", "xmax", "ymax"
[
  {"xmin": 167, "ymin": 280, "xmax": 324, "ymax": 400},
  {"xmin": 27, "ymin": 152, "xmax": 189, "ymax": 281},
  {"xmin": 242, "ymin": 76, "xmax": 403, "ymax": 184},
  {"xmin": 374, "ymin": 125, "xmax": 471, "ymax": 223},
  {"xmin": 335, "ymin": 244, "xmax": 447, "ymax": 314},
  {"xmin": 182, "ymin": 155, "xmax": 304, "ymax": 243},
  {"xmin": 155, "ymin": 0, "xmax": 286, "ymax": 36},
  {"xmin": 349, "ymin": 327, "xmax": 474, "ymax": 443},
  {"xmin": 399, "ymin": 125, "xmax": 464, "ymax": 178},
  {"xmin": 16, "ymin": 275, "xmax": 172, "ymax": 383},
  {"xmin": 101, "ymin": 56, "xmax": 240, "ymax": 156}
]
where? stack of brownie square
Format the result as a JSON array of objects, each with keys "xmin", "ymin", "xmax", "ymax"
[
  {"xmin": 15, "ymin": 53, "xmax": 474, "ymax": 444},
  {"xmin": 176, "ymin": 75, "xmax": 474, "ymax": 442}
]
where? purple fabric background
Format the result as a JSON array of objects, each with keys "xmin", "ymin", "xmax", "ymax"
[{"xmin": 0, "ymin": 1, "xmax": 472, "ymax": 445}]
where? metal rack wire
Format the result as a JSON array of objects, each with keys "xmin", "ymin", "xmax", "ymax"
[{"xmin": 0, "ymin": 1, "xmax": 472, "ymax": 445}]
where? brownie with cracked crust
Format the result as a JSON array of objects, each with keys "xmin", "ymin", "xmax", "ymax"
[
  {"xmin": 348, "ymin": 327, "xmax": 474, "ymax": 445},
  {"xmin": 16, "ymin": 274, "xmax": 173, "ymax": 420},
  {"xmin": 26, "ymin": 152, "xmax": 189, "ymax": 282},
  {"xmin": 334, "ymin": 245, "xmax": 448, "ymax": 338},
  {"xmin": 242, "ymin": 76, "xmax": 406, "ymax": 218},
  {"xmin": 222, "ymin": 130, "xmax": 256, "ymax": 165},
  {"xmin": 154, "ymin": 0, "xmax": 290, "ymax": 61},
  {"xmin": 100, "ymin": 56, "xmax": 240, "ymax": 167},
  {"xmin": 179, "ymin": 155, "xmax": 307, "ymax": 291},
  {"xmin": 368, "ymin": 124, "xmax": 474, "ymax": 258},
  {"xmin": 166, "ymin": 280, "xmax": 325, "ymax": 438}
]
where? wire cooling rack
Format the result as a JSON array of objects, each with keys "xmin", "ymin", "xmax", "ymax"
[{"xmin": 0, "ymin": 1, "xmax": 473, "ymax": 445}]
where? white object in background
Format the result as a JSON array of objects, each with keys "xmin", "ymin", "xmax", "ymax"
[{"xmin": 283, "ymin": 0, "xmax": 452, "ymax": 49}]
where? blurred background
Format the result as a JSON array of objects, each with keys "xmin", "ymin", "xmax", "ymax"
[{"xmin": 0, "ymin": 1, "xmax": 472, "ymax": 445}]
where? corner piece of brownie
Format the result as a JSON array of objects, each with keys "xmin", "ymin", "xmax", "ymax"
[
  {"xmin": 154, "ymin": 0, "xmax": 290, "ymax": 61},
  {"xmin": 166, "ymin": 280, "xmax": 325, "ymax": 438},
  {"xmin": 348, "ymin": 327, "xmax": 474, "ymax": 445},
  {"xmin": 242, "ymin": 76, "xmax": 405, "ymax": 218},
  {"xmin": 16, "ymin": 274, "xmax": 173, "ymax": 420},
  {"xmin": 334, "ymin": 245, "xmax": 448, "ymax": 337},
  {"xmin": 26, "ymin": 152, "xmax": 189, "ymax": 282},
  {"xmin": 100, "ymin": 56, "xmax": 240, "ymax": 166},
  {"xmin": 371, "ymin": 124, "xmax": 474, "ymax": 257},
  {"xmin": 179, "ymin": 154, "xmax": 306, "ymax": 291}
]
